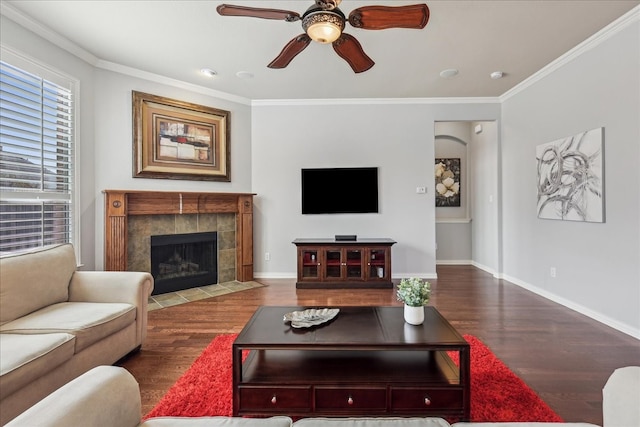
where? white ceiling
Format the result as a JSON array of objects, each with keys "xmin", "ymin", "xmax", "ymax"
[{"xmin": 3, "ymin": 1, "xmax": 639, "ymax": 101}]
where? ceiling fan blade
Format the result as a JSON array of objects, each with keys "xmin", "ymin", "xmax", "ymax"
[
  {"xmin": 268, "ymin": 34, "xmax": 312, "ymax": 69},
  {"xmin": 348, "ymin": 4, "xmax": 429, "ymax": 30},
  {"xmin": 332, "ymin": 33, "xmax": 374, "ymax": 73},
  {"xmin": 216, "ymin": 4, "xmax": 300, "ymax": 22}
]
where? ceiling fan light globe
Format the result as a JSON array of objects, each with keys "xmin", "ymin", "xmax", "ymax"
[
  {"xmin": 303, "ymin": 11, "xmax": 345, "ymax": 44},
  {"xmin": 307, "ymin": 22, "xmax": 342, "ymax": 43}
]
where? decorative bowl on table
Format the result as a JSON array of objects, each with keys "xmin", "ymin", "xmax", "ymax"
[{"xmin": 283, "ymin": 308, "xmax": 340, "ymax": 328}]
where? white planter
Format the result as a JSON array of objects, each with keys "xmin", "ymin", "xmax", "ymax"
[{"xmin": 403, "ymin": 304, "xmax": 424, "ymax": 325}]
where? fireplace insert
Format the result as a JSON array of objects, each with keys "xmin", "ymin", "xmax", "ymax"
[{"xmin": 150, "ymin": 231, "xmax": 217, "ymax": 295}]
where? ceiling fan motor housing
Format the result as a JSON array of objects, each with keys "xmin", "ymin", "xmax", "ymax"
[{"xmin": 302, "ymin": 6, "xmax": 346, "ymax": 44}]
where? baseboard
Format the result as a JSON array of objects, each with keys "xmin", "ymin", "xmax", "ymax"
[
  {"xmin": 436, "ymin": 260, "xmax": 472, "ymax": 265},
  {"xmin": 502, "ymin": 273, "xmax": 640, "ymax": 340},
  {"xmin": 470, "ymin": 261, "xmax": 501, "ymax": 278}
]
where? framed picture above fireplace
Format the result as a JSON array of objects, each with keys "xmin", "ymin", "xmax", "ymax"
[{"xmin": 132, "ymin": 91, "xmax": 230, "ymax": 181}]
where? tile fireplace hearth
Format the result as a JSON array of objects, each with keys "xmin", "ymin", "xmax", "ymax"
[{"xmin": 148, "ymin": 280, "xmax": 264, "ymax": 311}]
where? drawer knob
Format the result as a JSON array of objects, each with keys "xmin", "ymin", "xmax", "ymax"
[
  {"xmin": 347, "ymin": 396, "xmax": 354, "ymax": 405},
  {"xmin": 424, "ymin": 396, "xmax": 431, "ymax": 406},
  {"xmin": 271, "ymin": 395, "xmax": 277, "ymax": 404}
]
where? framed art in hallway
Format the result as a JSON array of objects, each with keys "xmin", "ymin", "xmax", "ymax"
[
  {"xmin": 132, "ymin": 91, "xmax": 230, "ymax": 181},
  {"xmin": 536, "ymin": 127, "xmax": 604, "ymax": 222},
  {"xmin": 435, "ymin": 158, "xmax": 461, "ymax": 207}
]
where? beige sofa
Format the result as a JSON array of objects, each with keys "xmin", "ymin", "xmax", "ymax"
[
  {"xmin": 6, "ymin": 365, "xmax": 639, "ymax": 427},
  {"xmin": 0, "ymin": 244, "xmax": 154, "ymax": 425}
]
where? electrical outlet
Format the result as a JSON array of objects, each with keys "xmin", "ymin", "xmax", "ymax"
[
  {"xmin": 265, "ymin": 252, "xmax": 270, "ymax": 261},
  {"xmin": 550, "ymin": 267, "xmax": 556, "ymax": 278},
  {"xmin": 416, "ymin": 186, "xmax": 426, "ymax": 194}
]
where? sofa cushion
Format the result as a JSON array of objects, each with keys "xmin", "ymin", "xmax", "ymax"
[
  {"xmin": 142, "ymin": 416, "xmax": 294, "ymax": 427},
  {"xmin": 293, "ymin": 418, "xmax": 451, "ymax": 427},
  {"xmin": 0, "ymin": 244, "xmax": 77, "ymax": 325},
  {"xmin": 0, "ymin": 302, "xmax": 136, "ymax": 352},
  {"xmin": 603, "ymin": 366, "xmax": 640, "ymax": 427},
  {"xmin": 0, "ymin": 332, "xmax": 75, "ymax": 400},
  {"xmin": 5, "ymin": 365, "xmax": 142, "ymax": 427}
]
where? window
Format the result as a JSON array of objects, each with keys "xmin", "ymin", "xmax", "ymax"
[{"xmin": 0, "ymin": 58, "xmax": 75, "ymax": 255}]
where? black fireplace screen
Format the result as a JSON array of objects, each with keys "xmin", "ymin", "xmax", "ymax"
[{"xmin": 150, "ymin": 231, "xmax": 217, "ymax": 295}]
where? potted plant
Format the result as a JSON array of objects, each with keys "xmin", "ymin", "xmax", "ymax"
[{"xmin": 396, "ymin": 277, "xmax": 431, "ymax": 325}]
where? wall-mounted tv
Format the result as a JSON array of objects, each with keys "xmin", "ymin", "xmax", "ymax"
[{"xmin": 301, "ymin": 167, "xmax": 379, "ymax": 214}]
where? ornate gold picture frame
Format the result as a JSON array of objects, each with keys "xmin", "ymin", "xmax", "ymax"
[{"xmin": 133, "ymin": 91, "xmax": 230, "ymax": 181}]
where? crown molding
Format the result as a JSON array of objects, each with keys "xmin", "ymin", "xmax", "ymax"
[
  {"xmin": 96, "ymin": 60, "xmax": 252, "ymax": 106},
  {"xmin": 500, "ymin": 5, "xmax": 640, "ymax": 103},
  {"xmin": 251, "ymin": 97, "xmax": 501, "ymax": 107},
  {"xmin": 1, "ymin": 2, "xmax": 99, "ymax": 66}
]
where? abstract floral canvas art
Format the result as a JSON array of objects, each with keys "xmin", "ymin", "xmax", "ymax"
[
  {"xmin": 435, "ymin": 158, "xmax": 461, "ymax": 207},
  {"xmin": 536, "ymin": 127, "xmax": 604, "ymax": 222}
]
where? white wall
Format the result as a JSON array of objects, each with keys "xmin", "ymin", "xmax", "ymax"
[
  {"xmin": 500, "ymin": 17, "xmax": 640, "ymax": 337},
  {"xmin": 92, "ymin": 69, "xmax": 253, "ymax": 269},
  {"xmin": 251, "ymin": 102, "xmax": 500, "ymax": 279},
  {"xmin": 470, "ymin": 121, "xmax": 500, "ymax": 274}
]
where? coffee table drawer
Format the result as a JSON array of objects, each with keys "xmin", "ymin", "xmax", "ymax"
[
  {"xmin": 315, "ymin": 387, "xmax": 386, "ymax": 410},
  {"xmin": 239, "ymin": 386, "xmax": 311, "ymax": 411},
  {"xmin": 390, "ymin": 387, "xmax": 463, "ymax": 410}
]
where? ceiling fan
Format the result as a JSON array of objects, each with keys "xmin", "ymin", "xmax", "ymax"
[{"xmin": 216, "ymin": 0, "xmax": 429, "ymax": 73}]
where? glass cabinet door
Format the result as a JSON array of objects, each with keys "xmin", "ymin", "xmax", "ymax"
[
  {"xmin": 324, "ymin": 249, "xmax": 342, "ymax": 279},
  {"xmin": 346, "ymin": 249, "xmax": 362, "ymax": 279},
  {"xmin": 368, "ymin": 249, "xmax": 386, "ymax": 279},
  {"xmin": 301, "ymin": 249, "xmax": 320, "ymax": 279}
]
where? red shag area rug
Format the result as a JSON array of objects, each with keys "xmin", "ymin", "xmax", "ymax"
[{"xmin": 144, "ymin": 334, "xmax": 563, "ymax": 423}]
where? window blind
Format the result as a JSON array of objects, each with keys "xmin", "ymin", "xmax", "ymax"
[{"xmin": 0, "ymin": 60, "xmax": 74, "ymax": 254}]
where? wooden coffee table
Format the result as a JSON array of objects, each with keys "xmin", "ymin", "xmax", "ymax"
[{"xmin": 232, "ymin": 306, "xmax": 470, "ymax": 421}]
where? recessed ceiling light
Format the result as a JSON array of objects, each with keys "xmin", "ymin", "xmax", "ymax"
[
  {"xmin": 490, "ymin": 71, "xmax": 504, "ymax": 79},
  {"xmin": 236, "ymin": 71, "xmax": 254, "ymax": 79},
  {"xmin": 200, "ymin": 68, "xmax": 217, "ymax": 77},
  {"xmin": 439, "ymin": 68, "xmax": 459, "ymax": 79}
]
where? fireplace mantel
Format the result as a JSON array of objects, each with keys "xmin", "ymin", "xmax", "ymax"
[{"xmin": 103, "ymin": 190, "xmax": 255, "ymax": 281}]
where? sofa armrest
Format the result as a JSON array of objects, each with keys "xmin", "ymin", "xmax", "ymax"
[
  {"xmin": 603, "ymin": 366, "xmax": 640, "ymax": 427},
  {"xmin": 69, "ymin": 271, "xmax": 153, "ymax": 304},
  {"xmin": 69, "ymin": 271, "xmax": 154, "ymax": 345},
  {"xmin": 5, "ymin": 366, "xmax": 141, "ymax": 427}
]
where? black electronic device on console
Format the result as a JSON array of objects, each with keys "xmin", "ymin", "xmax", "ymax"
[{"xmin": 335, "ymin": 235, "xmax": 357, "ymax": 241}]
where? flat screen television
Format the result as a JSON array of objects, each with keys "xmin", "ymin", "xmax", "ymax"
[{"xmin": 301, "ymin": 167, "xmax": 379, "ymax": 214}]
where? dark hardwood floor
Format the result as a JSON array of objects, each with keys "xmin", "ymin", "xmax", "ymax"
[{"xmin": 118, "ymin": 265, "xmax": 640, "ymax": 425}]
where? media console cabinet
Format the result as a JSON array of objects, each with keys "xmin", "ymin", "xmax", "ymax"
[{"xmin": 292, "ymin": 238, "xmax": 396, "ymax": 289}]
